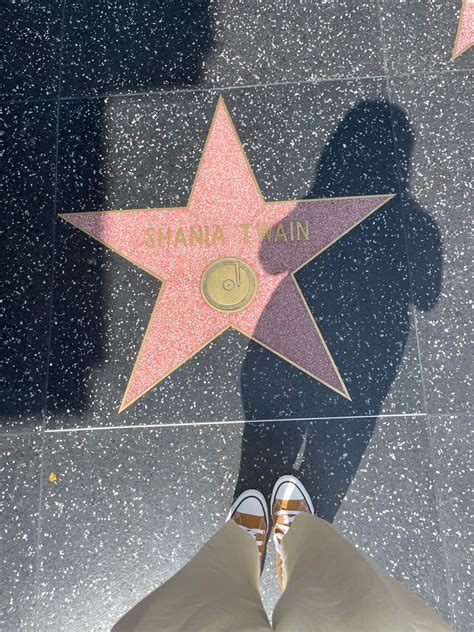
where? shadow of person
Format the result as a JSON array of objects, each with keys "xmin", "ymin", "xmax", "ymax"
[{"xmin": 235, "ymin": 100, "xmax": 442, "ymax": 521}]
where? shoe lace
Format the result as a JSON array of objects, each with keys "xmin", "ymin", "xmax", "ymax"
[
  {"xmin": 238, "ymin": 525, "xmax": 266, "ymax": 550},
  {"xmin": 273, "ymin": 509, "xmax": 302, "ymax": 553}
]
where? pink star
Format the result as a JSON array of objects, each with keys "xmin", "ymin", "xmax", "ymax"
[
  {"xmin": 60, "ymin": 98, "xmax": 394, "ymax": 411},
  {"xmin": 453, "ymin": 0, "xmax": 474, "ymax": 60}
]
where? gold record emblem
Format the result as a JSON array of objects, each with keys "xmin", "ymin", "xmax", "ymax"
[{"xmin": 201, "ymin": 258, "xmax": 258, "ymax": 312}]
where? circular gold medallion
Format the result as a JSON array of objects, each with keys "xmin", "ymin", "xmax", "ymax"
[{"xmin": 201, "ymin": 258, "xmax": 258, "ymax": 312}]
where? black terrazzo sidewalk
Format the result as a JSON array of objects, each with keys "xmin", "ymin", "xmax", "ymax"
[{"xmin": 1, "ymin": 2, "xmax": 472, "ymax": 631}]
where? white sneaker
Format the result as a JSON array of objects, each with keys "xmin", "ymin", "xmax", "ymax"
[
  {"xmin": 226, "ymin": 489, "xmax": 269, "ymax": 559},
  {"xmin": 270, "ymin": 475, "xmax": 314, "ymax": 588}
]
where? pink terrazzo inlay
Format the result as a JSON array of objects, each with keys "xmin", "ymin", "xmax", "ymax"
[
  {"xmin": 453, "ymin": 0, "xmax": 474, "ymax": 59},
  {"xmin": 61, "ymin": 98, "xmax": 394, "ymax": 411}
]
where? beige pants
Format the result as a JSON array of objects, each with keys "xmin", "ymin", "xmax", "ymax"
[{"xmin": 112, "ymin": 514, "xmax": 452, "ymax": 632}]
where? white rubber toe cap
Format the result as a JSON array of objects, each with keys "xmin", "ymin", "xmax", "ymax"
[
  {"xmin": 226, "ymin": 489, "xmax": 269, "ymax": 523},
  {"xmin": 277, "ymin": 482, "xmax": 304, "ymax": 502},
  {"xmin": 271, "ymin": 475, "xmax": 314, "ymax": 514}
]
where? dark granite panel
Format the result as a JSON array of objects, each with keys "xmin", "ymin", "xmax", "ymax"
[
  {"xmin": 390, "ymin": 71, "xmax": 472, "ymax": 413},
  {"xmin": 48, "ymin": 82, "xmax": 426, "ymax": 429},
  {"xmin": 335, "ymin": 415, "xmax": 452, "ymax": 622},
  {"xmin": 381, "ymin": 0, "xmax": 474, "ymax": 74},
  {"xmin": 37, "ymin": 417, "xmax": 451, "ymax": 628},
  {"xmin": 1, "ymin": 101, "xmax": 57, "ymax": 431},
  {"xmin": 60, "ymin": 0, "xmax": 384, "ymax": 97},
  {"xmin": 430, "ymin": 415, "xmax": 473, "ymax": 631},
  {"xmin": 0, "ymin": 433, "xmax": 42, "ymax": 630},
  {"xmin": 1, "ymin": 0, "xmax": 62, "ymax": 99}
]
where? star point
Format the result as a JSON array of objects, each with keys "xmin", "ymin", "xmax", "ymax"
[{"xmin": 452, "ymin": 0, "xmax": 474, "ymax": 60}]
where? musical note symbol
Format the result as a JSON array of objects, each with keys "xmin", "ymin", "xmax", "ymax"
[
  {"xmin": 201, "ymin": 257, "xmax": 257, "ymax": 312},
  {"xmin": 235, "ymin": 261, "xmax": 241, "ymax": 287}
]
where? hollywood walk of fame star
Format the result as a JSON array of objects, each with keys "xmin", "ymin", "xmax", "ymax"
[
  {"xmin": 60, "ymin": 98, "xmax": 394, "ymax": 412},
  {"xmin": 452, "ymin": 0, "xmax": 474, "ymax": 60}
]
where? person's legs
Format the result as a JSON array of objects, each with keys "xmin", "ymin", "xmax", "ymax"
[
  {"xmin": 112, "ymin": 490, "xmax": 271, "ymax": 632},
  {"xmin": 270, "ymin": 476, "xmax": 452, "ymax": 632}
]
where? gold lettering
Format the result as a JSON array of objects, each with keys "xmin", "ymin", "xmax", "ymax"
[
  {"xmin": 158, "ymin": 227, "xmax": 172, "ymax": 246},
  {"xmin": 145, "ymin": 227, "xmax": 156, "ymax": 247},
  {"xmin": 190, "ymin": 226, "xmax": 203, "ymax": 246},
  {"xmin": 296, "ymin": 221, "xmax": 310, "ymax": 241},
  {"xmin": 213, "ymin": 225, "xmax": 224, "ymax": 244},
  {"xmin": 240, "ymin": 223, "xmax": 251, "ymax": 243},
  {"xmin": 174, "ymin": 227, "xmax": 187, "ymax": 246},
  {"xmin": 144, "ymin": 221, "xmax": 311, "ymax": 248},
  {"xmin": 289, "ymin": 221, "xmax": 295, "ymax": 241},
  {"xmin": 274, "ymin": 223, "xmax": 288, "ymax": 241},
  {"xmin": 255, "ymin": 224, "xmax": 272, "ymax": 241}
]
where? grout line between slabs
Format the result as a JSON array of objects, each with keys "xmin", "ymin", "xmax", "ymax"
[
  {"xmin": 55, "ymin": 75, "xmax": 387, "ymax": 100},
  {"xmin": 424, "ymin": 416, "xmax": 458, "ymax": 625},
  {"xmin": 1, "ymin": 67, "xmax": 472, "ymax": 107},
  {"xmin": 5, "ymin": 412, "xmax": 470, "ymax": 438},
  {"xmin": 44, "ymin": 412, "xmax": 427, "ymax": 434},
  {"xmin": 2, "ymin": 412, "xmax": 468, "ymax": 439},
  {"xmin": 378, "ymin": 32, "xmax": 429, "ymax": 418}
]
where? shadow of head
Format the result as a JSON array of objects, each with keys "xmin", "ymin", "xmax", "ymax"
[{"xmin": 258, "ymin": 100, "xmax": 416, "ymax": 276}]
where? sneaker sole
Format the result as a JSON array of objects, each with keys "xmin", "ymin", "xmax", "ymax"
[{"xmin": 270, "ymin": 474, "xmax": 315, "ymax": 515}]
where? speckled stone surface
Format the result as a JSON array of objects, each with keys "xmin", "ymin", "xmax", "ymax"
[
  {"xmin": 334, "ymin": 415, "xmax": 451, "ymax": 622},
  {"xmin": 0, "ymin": 433, "xmax": 41, "ymax": 631},
  {"xmin": 1, "ymin": 0, "xmax": 63, "ymax": 100},
  {"xmin": 381, "ymin": 0, "xmax": 474, "ymax": 72},
  {"xmin": 38, "ymin": 426, "xmax": 240, "ymax": 631},
  {"xmin": 60, "ymin": 0, "xmax": 384, "ymax": 98},
  {"xmin": 430, "ymin": 415, "xmax": 473, "ymax": 631},
  {"xmin": 390, "ymin": 72, "xmax": 473, "ymax": 414},
  {"xmin": 47, "ymin": 82, "xmax": 428, "ymax": 429},
  {"xmin": 37, "ymin": 417, "xmax": 452, "ymax": 630},
  {"xmin": 1, "ymin": 101, "xmax": 57, "ymax": 431},
  {"xmin": 2, "ymin": 2, "xmax": 472, "ymax": 631}
]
